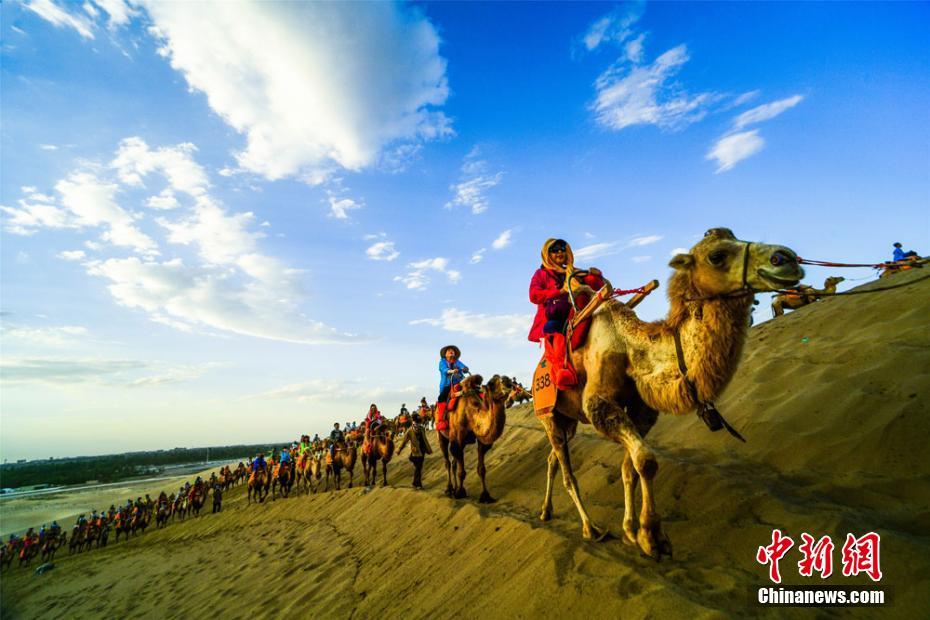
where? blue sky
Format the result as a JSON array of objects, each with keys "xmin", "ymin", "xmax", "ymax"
[{"xmin": 1, "ymin": 1, "xmax": 927, "ymax": 460}]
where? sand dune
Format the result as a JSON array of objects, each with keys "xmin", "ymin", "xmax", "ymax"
[{"xmin": 2, "ymin": 269, "xmax": 928, "ymax": 618}]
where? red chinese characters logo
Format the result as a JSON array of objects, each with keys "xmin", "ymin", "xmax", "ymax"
[
  {"xmin": 797, "ymin": 533, "xmax": 834, "ymax": 578},
  {"xmin": 756, "ymin": 529, "xmax": 794, "ymax": 584},
  {"xmin": 841, "ymin": 532, "xmax": 883, "ymax": 582}
]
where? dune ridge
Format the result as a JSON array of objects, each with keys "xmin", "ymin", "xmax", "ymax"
[{"xmin": 2, "ymin": 269, "xmax": 928, "ymax": 619}]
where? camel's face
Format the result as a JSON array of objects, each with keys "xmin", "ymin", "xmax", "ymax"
[
  {"xmin": 671, "ymin": 227, "xmax": 804, "ymax": 294},
  {"xmin": 486, "ymin": 375, "xmax": 513, "ymax": 401},
  {"xmin": 826, "ymin": 276, "xmax": 845, "ymax": 287}
]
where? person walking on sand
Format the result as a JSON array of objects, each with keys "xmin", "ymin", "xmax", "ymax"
[
  {"xmin": 396, "ymin": 413, "xmax": 432, "ymax": 489},
  {"xmin": 212, "ymin": 484, "xmax": 223, "ymax": 513}
]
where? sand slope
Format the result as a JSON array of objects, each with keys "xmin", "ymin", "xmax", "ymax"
[{"xmin": 3, "ymin": 269, "xmax": 928, "ymax": 619}]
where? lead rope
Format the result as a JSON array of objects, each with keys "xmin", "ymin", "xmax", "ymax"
[{"xmin": 673, "ymin": 329, "xmax": 746, "ymax": 442}]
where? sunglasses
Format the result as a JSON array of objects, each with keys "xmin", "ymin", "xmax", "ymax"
[{"xmin": 549, "ymin": 247, "xmax": 567, "ymax": 254}]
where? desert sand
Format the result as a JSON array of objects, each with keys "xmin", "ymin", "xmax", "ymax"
[{"xmin": 2, "ymin": 269, "xmax": 928, "ymax": 619}]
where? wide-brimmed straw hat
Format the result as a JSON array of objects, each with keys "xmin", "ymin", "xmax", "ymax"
[{"xmin": 440, "ymin": 345, "xmax": 461, "ymax": 359}]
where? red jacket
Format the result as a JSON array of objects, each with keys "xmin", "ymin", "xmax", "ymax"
[{"xmin": 528, "ymin": 267, "xmax": 605, "ymax": 342}]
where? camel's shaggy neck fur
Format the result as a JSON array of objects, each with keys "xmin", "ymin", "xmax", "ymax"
[{"xmin": 608, "ymin": 268, "xmax": 753, "ymax": 414}]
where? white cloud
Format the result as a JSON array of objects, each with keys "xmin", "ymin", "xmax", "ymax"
[
  {"xmin": 470, "ymin": 248, "xmax": 486, "ymax": 264},
  {"xmin": 0, "ymin": 356, "xmax": 215, "ymax": 387},
  {"xmin": 580, "ymin": 4, "xmax": 644, "ymax": 52},
  {"xmin": 39, "ymin": 144, "xmax": 59, "ymax": 151},
  {"xmin": 248, "ymin": 378, "xmax": 422, "ymax": 404},
  {"xmin": 574, "ymin": 242, "xmax": 619, "ymax": 261},
  {"xmin": 395, "ymin": 256, "xmax": 460, "ymax": 290},
  {"xmin": 156, "ymin": 199, "xmax": 257, "ymax": 265},
  {"xmin": 86, "ymin": 256, "xmax": 358, "ymax": 345},
  {"xmin": 445, "ymin": 147, "xmax": 503, "ymax": 214},
  {"xmin": 707, "ymin": 130, "xmax": 764, "ymax": 173},
  {"xmin": 631, "ymin": 255, "xmax": 651, "ymax": 263},
  {"xmin": 366, "ymin": 241, "xmax": 399, "ymax": 262},
  {"xmin": 1, "ymin": 325, "xmax": 89, "ymax": 348},
  {"xmin": 628, "ymin": 234, "xmax": 662, "ymax": 247},
  {"xmin": 411, "ymin": 308, "xmax": 532, "ymax": 341},
  {"xmin": 84, "ymin": 240, "xmax": 103, "ymax": 251},
  {"xmin": 56, "ymin": 171, "xmax": 159, "ymax": 255},
  {"xmin": 92, "ymin": 0, "xmax": 135, "ymax": 28},
  {"xmin": 57, "ymin": 250, "xmax": 87, "ymax": 261},
  {"xmin": 139, "ymin": 1, "xmax": 452, "ymax": 182},
  {"xmin": 25, "ymin": 0, "xmax": 95, "ymax": 39},
  {"xmin": 734, "ymin": 95, "xmax": 804, "ymax": 130},
  {"xmin": 111, "ymin": 137, "xmax": 209, "ymax": 198},
  {"xmin": 1, "ymin": 188, "xmax": 78, "ymax": 235},
  {"xmin": 146, "ymin": 189, "xmax": 180, "ymax": 210},
  {"xmin": 592, "ymin": 44, "xmax": 717, "ymax": 132},
  {"xmin": 733, "ymin": 90, "xmax": 761, "ymax": 107},
  {"xmin": 491, "ymin": 229, "xmax": 512, "ymax": 250},
  {"xmin": 327, "ymin": 193, "xmax": 362, "ymax": 219}
]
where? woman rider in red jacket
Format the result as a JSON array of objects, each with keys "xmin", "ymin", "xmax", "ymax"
[{"xmin": 528, "ymin": 238, "xmax": 605, "ymax": 389}]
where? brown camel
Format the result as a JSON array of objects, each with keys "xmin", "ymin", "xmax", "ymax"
[
  {"xmin": 362, "ymin": 422, "xmax": 395, "ymax": 487},
  {"xmin": 880, "ymin": 255, "xmax": 926, "ymax": 279},
  {"xmin": 439, "ymin": 374, "xmax": 513, "ymax": 502},
  {"xmin": 505, "ymin": 378, "xmax": 532, "ymax": 408},
  {"xmin": 537, "ymin": 228, "xmax": 803, "ymax": 560},
  {"xmin": 771, "ymin": 275, "xmax": 844, "ymax": 316},
  {"xmin": 324, "ymin": 440, "xmax": 358, "ymax": 491},
  {"xmin": 248, "ymin": 469, "xmax": 268, "ymax": 504}
]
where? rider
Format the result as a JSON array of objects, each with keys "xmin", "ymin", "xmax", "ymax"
[
  {"xmin": 435, "ymin": 345, "xmax": 469, "ymax": 432},
  {"xmin": 364, "ymin": 404, "xmax": 384, "ymax": 441},
  {"xmin": 280, "ymin": 446, "xmax": 292, "ymax": 465},
  {"xmin": 528, "ymin": 238, "xmax": 605, "ymax": 390},
  {"xmin": 892, "ymin": 242, "xmax": 918, "ymax": 262},
  {"xmin": 329, "ymin": 423, "xmax": 346, "ymax": 459}
]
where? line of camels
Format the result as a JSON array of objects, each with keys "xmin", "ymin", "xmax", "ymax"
[
  {"xmin": 7, "ymin": 228, "xmax": 808, "ymax": 569},
  {"xmin": 256, "ymin": 228, "xmax": 807, "ymax": 561}
]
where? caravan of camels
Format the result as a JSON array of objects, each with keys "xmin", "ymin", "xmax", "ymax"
[{"xmin": 6, "ymin": 228, "xmax": 924, "ymax": 571}]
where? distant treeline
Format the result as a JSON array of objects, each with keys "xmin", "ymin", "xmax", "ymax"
[{"xmin": 0, "ymin": 444, "xmax": 281, "ymax": 489}]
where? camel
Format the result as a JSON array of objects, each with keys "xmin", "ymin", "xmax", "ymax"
[
  {"xmin": 880, "ymin": 255, "xmax": 926, "ymax": 279},
  {"xmin": 271, "ymin": 461, "xmax": 293, "ymax": 500},
  {"xmin": 300, "ymin": 452, "xmax": 323, "ymax": 494},
  {"xmin": 248, "ymin": 469, "xmax": 269, "ymax": 504},
  {"xmin": 505, "ymin": 378, "xmax": 532, "ymax": 408},
  {"xmin": 439, "ymin": 374, "xmax": 513, "ymax": 502},
  {"xmin": 536, "ymin": 228, "xmax": 803, "ymax": 560},
  {"xmin": 771, "ymin": 275, "xmax": 844, "ymax": 316},
  {"xmin": 324, "ymin": 440, "xmax": 358, "ymax": 491},
  {"xmin": 362, "ymin": 423, "xmax": 395, "ymax": 487}
]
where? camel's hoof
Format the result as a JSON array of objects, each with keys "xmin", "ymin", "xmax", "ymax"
[
  {"xmin": 582, "ymin": 523, "xmax": 608, "ymax": 542},
  {"xmin": 453, "ymin": 488, "xmax": 467, "ymax": 500},
  {"xmin": 637, "ymin": 527, "xmax": 672, "ymax": 562},
  {"xmin": 539, "ymin": 508, "xmax": 551, "ymax": 522},
  {"xmin": 444, "ymin": 486, "xmax": 454, "ymax": 498},
  {"xmin": 478, "ymin": 491, "xmax": 496, "ymax": 504}
]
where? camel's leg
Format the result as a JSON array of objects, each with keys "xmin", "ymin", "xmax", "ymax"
[
  {"xmin": 539, "ymin": 449, "xmax": 559, "ymax": 521},
  {"xmin": 540, "ymin": 414, "xmax": 603, "ymax": 540},
  {"xmin": 587, "ymin": 396, "xmax": 670, "ymax": 560},
  {"xmin": 620, "ymin": 452, "xmax": 640, "ymax": 546},
  {"xmin": 476, "ymin": 442, "xmax": 496, "ymax": 504},
  {"xmin": 381, "ymin": 459, "xmax": 388, "ymax": 487},
  {"xmin": 438, "ymin": 434, "xmax": 454, "ymax": 497},
  {"xmin": 772, "ymin": 299, "xmax": 783, "ymax": 317},
  {"xmin": 450, "ymin": 440, "xmax": 467, "ymax": 499},
  {"xmin": 346, "ymin": 464, "xmax": 354, "ymax": 488}
]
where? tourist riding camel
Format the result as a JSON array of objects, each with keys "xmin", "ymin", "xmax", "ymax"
[
  {"xmin": 529, "ymin": 238, "xmax": 606, "ymax": 390},
  {"xmin": 438, "ymin": 373, "xmax": 513, "ymax": 502},
  {"xmin": 435, "ymin": 345, "xmax": 469, "ymax": 432},
  {"xmin": 533, "ymin": 228, "xmax": 803, "ymax": 560},
  {"xmin": 771, "ymin": 276, "xmax": 845, "ymax": 317}
]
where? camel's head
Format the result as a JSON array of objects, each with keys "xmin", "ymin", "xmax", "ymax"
[
  {"xmin": 825, "ymin": 276, "xmax": 845, "ymax": 287},
  {"xmin": 486, "ymin": 375, "xmax": 514, "ymax": 402},
  {"xmin": 670, "ymin": 228, "xmax": 803, "ymax": 295}
]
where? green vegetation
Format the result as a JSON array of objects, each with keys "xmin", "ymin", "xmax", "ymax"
[{"xmin": 0, "ymin": 444, "xmax": 282, "ymax": 489}]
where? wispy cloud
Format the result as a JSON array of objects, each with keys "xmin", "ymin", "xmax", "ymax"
[
  {"xmin": 470, "ymin": 249, "xmax": 486, "ymax": 264},
  {"xmin": 707, "ymin": 95, "xmax": 804, "ymax": 172},
  {"xmin": 411, "ymin": 308, "xmax": 532, "ymax": 341},
  {"xmin": 2, "ymin": 325, "xmax": 89, "ymax": 348},
  {"xmin": 394, "ymin": 257, "xmax": 460, "ymax": 291},
  {"xmin": 57, "ymin": 250, "xmax": 87, "ymax": 261},
  {"xmin": 247, "ymin": 378, "xmax": 422, "ymax": 404},
  {"xmin": 706, "ymin": 130, "xmax": 764, "ymax": 173},
  {"xmin": 25, "ymin": 0, "xmax": 95, "ymax": 39},
  {"xmin": 574, "ymin": 234, "xmax": 663, "ymax": 260},
  {"xmin": 445, "ymin": 147, "xmax": 503, "ymax": 215},
  {"xmin": 326, "ymin": 192, "xmax": 363, "ymax": 219},
  {"xmin": 491, "ymin": 229, "xmax": 513, "ymax": 250},
  {"xmin": 579, "ymin": 3, "xmax": 645, "ymax": 54},
  {"xmin": 366, "ymin": 240, "xmax": 399, "ymax": 262},
  {"xmin": 0, "ymin": 357, "xmax": 217, "ymax": 387}
]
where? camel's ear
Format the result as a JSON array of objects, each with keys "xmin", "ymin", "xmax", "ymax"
[{"xmin": 669, "ymin": 253, "xmax": 694, "ymax": 270}]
